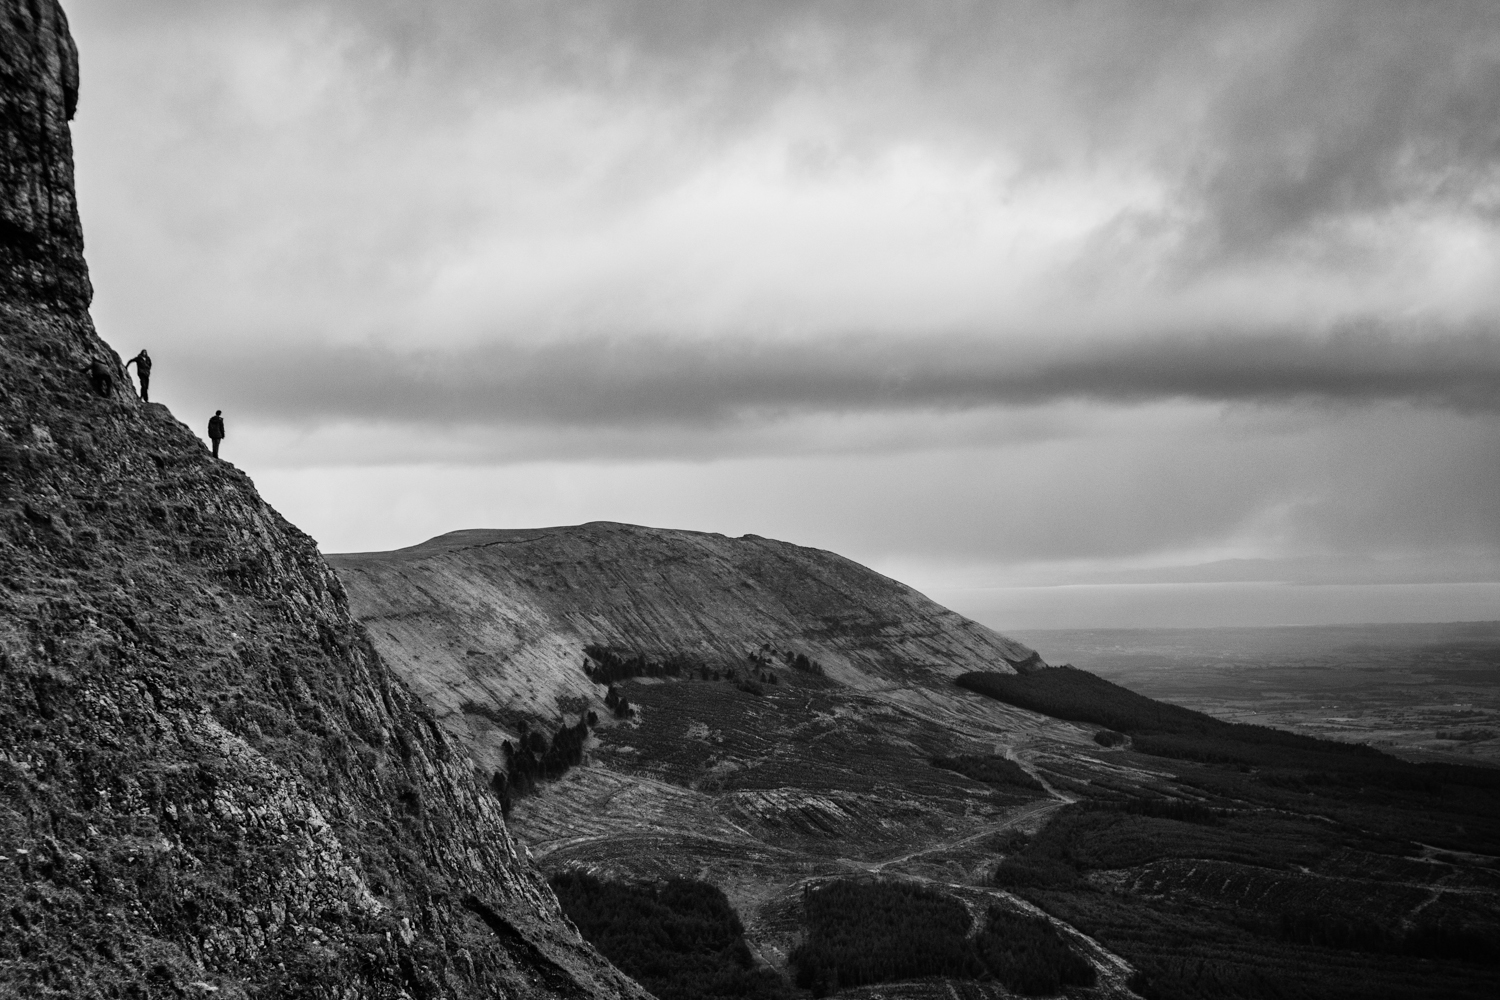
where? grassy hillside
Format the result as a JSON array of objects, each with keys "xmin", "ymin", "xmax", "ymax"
[{"xmin": 329, "ymin": 523, "xmax": 1042, "ymax": 776}]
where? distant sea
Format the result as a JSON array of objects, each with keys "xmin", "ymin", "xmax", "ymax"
[{"xmin": 928, "ymin": 580, "xmax": 1500, "ymax": 631}]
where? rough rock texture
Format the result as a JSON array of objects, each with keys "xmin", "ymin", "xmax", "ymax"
[
  {"xmin": 1, "ymin": 0, "xmax": 88, "ymax": 314},
  {"xmin": 0, "ymin": 5, "xmax": 647, "ymax": 998},
  {"xmin": 329, "ymin": 523, "xmax": 1043, "ymax": 772}
]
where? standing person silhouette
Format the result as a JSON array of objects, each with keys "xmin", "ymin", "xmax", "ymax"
[
  {"xmin": 124, "ymin": 349, "xmax": 152, "ymax": 401},
  {"xmin": 208, "ymin": 410, "xmax": 225, "ymax": 458}
]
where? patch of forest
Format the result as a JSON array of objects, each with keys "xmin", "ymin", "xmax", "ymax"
[
  {"xmin": 585, "ymin": 646, "xmax": 703, "ymax": 684},
  {"xmin": 956, "ymin": 666, "xmax": 1500, "ymax": 852},
  {"xmin": 1042, "ymin": 886, "xmax": 1497, "ymax": 1000},
  {"xmin": 956, "ymin": 667, "xmax": 1382, "ymax": 762},
  {"xmin": 549, "ymin": 872, "xmax": 792, "ymax": 1000},
  {"xmin": 957, "ymin": 667, "xmax": 1500, "ymax": 998},
  {"xmin": 930, "ymin": 754, "xmax": 1045, "ymax": 792},
  {"xmin": 487, "ymin": 713, "xmax": 593, "ymax": 814},
  {"xmin": 789, "ymin": 879, "xmax": 1094, "ymax": 997},
  {"xmin": 993, "ymin": 800, "xmax": 1386, "ymax": 890},
  {"xmin": 602, "ymin": 684, "xmax": 636, "ymax": 719},
  {"xmin": 583, "ymin": 645, "xmax": 783, "ymax": 693},
  {"xmin": 990, "ymin": 798, "xmax": 1500, "ymax": 999},
  {"xmin": 747, "ymin": 642, "xmax": 826, "ymax": 677}
]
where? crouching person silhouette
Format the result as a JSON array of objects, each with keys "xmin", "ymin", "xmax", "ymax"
[
  {"xmin": 208, "ymin": 410, "xmax": 225, "ymax": 458},
  {"xmin": 86, "ymin": 359, "xmax": 113, "ymax": 397}
]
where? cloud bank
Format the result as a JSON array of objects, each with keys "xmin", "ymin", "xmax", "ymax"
[
  {"xmin": 73, "ymin": 0, "xmax": 1500, "ymax": 353},
  {"xmin": 62, "ymin": 0, "xmax": 1500, "ymax": 622},
  {"xmin": 173, "ymin": 325, "xmax": 1500, "ymax": 428}
]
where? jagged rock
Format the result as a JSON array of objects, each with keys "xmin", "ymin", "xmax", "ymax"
[{"xmin": 0, "ymin": 4, "xmax": 646, "ymax": 997}]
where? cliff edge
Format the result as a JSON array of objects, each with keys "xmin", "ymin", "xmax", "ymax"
[{"xmin": 0, "ymin": 4, "xmax": 645, "ymax": 997}]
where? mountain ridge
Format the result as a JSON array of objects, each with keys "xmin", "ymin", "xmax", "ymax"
[
  {"xmin": 332, "ymin": 523, "xmax": 1500, "ymax": 1000},
  {"xmin": 330, "ymin": 521, "xmax": 1044, "ymax": 774},
  {"xmin": 331, "ymin": 524, "xmax": 1148, "ymax": 997}
]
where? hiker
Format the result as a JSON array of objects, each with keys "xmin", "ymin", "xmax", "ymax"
[
  {"xmin": 124, "ymin": 349, "xmax": 152, "ymax": 402},
  {"xmin": 86, "ymin": 359, "xmax": 113, "ymax": 397},
  {"xmin": 208, "ymin": 410, "xmax": 225, "ymax": 458}
]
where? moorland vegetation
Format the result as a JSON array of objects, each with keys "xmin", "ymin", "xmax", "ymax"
[{"xmin": 549, "ymin": 872, "xmax": 791, "ymax": 1000}]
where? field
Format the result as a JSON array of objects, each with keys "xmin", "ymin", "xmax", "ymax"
[
  {"xmin": 1014, "ymin": 621, "xmax": 1500, "ymax": 765},
  {"xmin": 959, "ymin": 667, "xmax": 1500, "ymax": 1000}
]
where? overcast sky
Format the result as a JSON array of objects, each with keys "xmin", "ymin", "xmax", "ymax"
[{"xmin": 66, "ymin": 0, "xmax": 1500, "ymax": 629}]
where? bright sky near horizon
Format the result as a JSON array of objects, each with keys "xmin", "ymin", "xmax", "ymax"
[{"xmin": 65, "ymin": 0, "xmax": 1500, "ymax": 630}]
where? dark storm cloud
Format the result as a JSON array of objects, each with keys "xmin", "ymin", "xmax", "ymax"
[
  {"xmin": 187, "ymin": 327, "xmax": 1500, "ymax": 427},
  {"xmin": 84, "ymin": 0, "xmax": 1500, "ymax": 256},
  {"xmin": 1197, "ymin": 2, "xmax": 1500, "ymax": 254},
  {"xmin": 73, "ymin": 0, "xmax": 1500, "ymax": 436},
  {"xmin": 65, "ymin": 1, "xmax": 1500, "ymax": 610}
]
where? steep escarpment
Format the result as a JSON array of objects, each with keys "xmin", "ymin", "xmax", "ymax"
[
  {"xmin": 0, "ymin": 5, "xmax": 644, "ymax": 998},
  {"xmin": 329, "ymin": 523, "xmax": 1043, "ymax": 768}
]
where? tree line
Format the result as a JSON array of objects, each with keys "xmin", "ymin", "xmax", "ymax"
[
  {"xmin": 931, "ymin": 753, "xmax": 1045, "ymax": 792},
  {"xmin": 1277, "ymin": 908, "xmax": 1497, "ymax": 965},
  {"xmin": 745, "ymin": 642, "xmax": 824, "ymax": 676},
  {"xmin": 489, "ymin": 713, "xmax": 594, "ymax": 814},
  {"xmin": 603, "ymin": 685, "xmax": 635, "ymax": 719},
  {"xmin": 549, "ymin": 871, "xmax": 792, "ymax": 1000},
  {"xmin": 789, "ymin": 879, "xmax": 1094, "ymax": 996},
  {"xmin": 991, "ymin": 798, "xmax": 1498, "ymax": 994},
  {"xmin": 584, "ymin": 645, "xmax": 701, "ymax": 684},
  {"xmin": 584, "ymin": 644, "xmax": 782, "ymax": 690},
  {"xmin": 952, "ymin": 666, "xmax": 1490, "ymax": 789}
]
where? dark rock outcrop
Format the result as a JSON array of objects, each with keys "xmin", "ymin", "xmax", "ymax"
[
  {"xmin": 0, "ymin": 4, "xmax": 646, "ymax": 997},
  {"xmin": 0, "ymin": 0, "xmax": 88, "ymax": 314}
]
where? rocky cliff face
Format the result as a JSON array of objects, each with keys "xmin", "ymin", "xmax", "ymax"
[
  {"xmin": 0, "ymin": 5, "xmax": 645, "ymax": 998},
  {"xmin": 329, "ymin": 523, "xmax": 1043, "ymax": 773},
  {"xmin": 0, "ymin": 0, "xmax": 88, "ymax": 314}
]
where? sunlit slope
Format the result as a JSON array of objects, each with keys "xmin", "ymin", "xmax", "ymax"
[{"xmin": 329, "ymin": 522, "xmax": 1041, "ymax": 764}]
